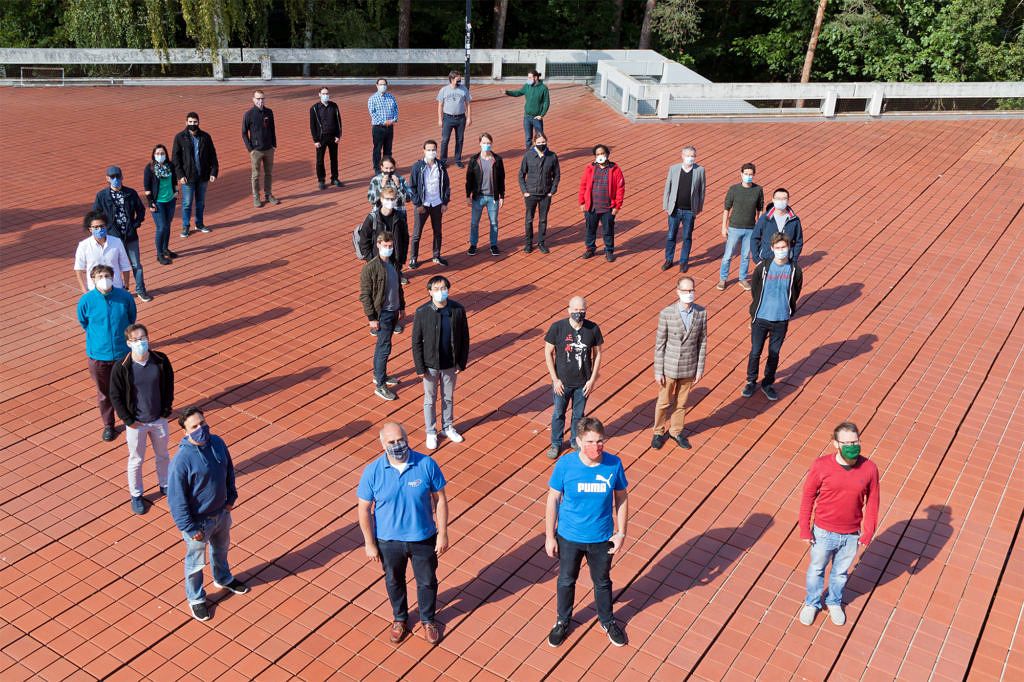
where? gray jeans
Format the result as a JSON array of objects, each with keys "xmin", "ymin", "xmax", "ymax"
[
  {"xmin": 422, "ymin": 367, "xmax": 457, "ymax": 435},
  {"xmin": 250, "ymin": 148, "xmax": 274, "ymax": 198}
]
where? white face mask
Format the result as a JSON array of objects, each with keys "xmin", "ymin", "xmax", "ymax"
[
  {"xmin": 377, "ymin": 84, "xmax": 387, "ymax": 93},
  {"xmin": 95, "ymin": 277, "xmax": 113, "ymax": 292},
  {"xmin": 679, "ymin": 292, "xmax": 695, "ymax": 304},
  {"xmin": 773, "ymin": 249, "xmax": 789, "ymax": 260},
  {"xmin": 381, "ymin": 199, "xmax": 395, "ymax": 210},
  {"xmin": 595, "ymin": 155, "xmax": 607, "ymax": 164},
  {"xmin": 320, "ymin": 93, "xmax": 329, "ymax": 103},
  {"xmin": 155, "ymin": 154, "xmax": 167, "ymax": 163},
  {"xmin": 773, "ymin": 199, "xmax": 788, "ymax": 210},
  {"xmin": 379, "ymin": 246, "xmax": 394, "ymax": 258},
  {"xmin": 683, "ymin": 156, "xmax": 695, "ymax": 166},
  {"xmin": 424, "ymin": 150, "xmax": 437, "ymax": 161}
]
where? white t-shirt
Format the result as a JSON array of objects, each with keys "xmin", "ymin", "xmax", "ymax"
[{"xmin": 74, "ymin": 235, "xmax": 131, "ymax": 289}]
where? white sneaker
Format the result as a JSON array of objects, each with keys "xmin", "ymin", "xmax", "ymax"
[
  {"xmin": 443, "ymin": 427, "xmax": 464, "ymax": 443},
  {"xmin": 799, "ymin": 604, "xmax": 817, "ymax": 626},
  {"xmin": 827, "ymin": 604, "xmax": 846, "ymax": 626},
  {"xmin": 425, "ymin": 433, "xmax": 438, "ymax": 450}
]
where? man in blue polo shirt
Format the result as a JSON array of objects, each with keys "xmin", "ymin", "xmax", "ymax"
[
  {"xmin": 544, "ymin": 417, "xmax": 629, "ymax": 648},
  {"xmin": 358, "ymin": 421, "xmax": 449, "ymax": 646}
]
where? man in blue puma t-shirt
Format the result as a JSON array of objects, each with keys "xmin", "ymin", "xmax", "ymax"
[{"xmin": 544, "ymin": 417, "xmax": 629, "ymax": 648}]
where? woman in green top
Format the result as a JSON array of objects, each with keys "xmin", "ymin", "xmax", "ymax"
[{"xmin": 143, "ymin": 144, "xmax": 179, "ymax": 265}]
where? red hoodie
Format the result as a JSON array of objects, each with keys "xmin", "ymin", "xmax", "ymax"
[
  {"xmin": 799, "ymin": 453, "xmax": 880, "ymax": 544},
  {"xmin": 578, "ymin": 161, "xmax": 625, "ymax": 211}
]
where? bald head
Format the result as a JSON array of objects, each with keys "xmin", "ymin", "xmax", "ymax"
[
  {"xmin": 568, "ymin": 296, "xmax": 586, "ymax": 311},
  {"xmin": 379, "ymin": 422, "xmax": 406, "ymax": 446}
]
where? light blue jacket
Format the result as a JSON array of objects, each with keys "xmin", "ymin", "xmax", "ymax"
[{"xmin": 76, "ymin": 287, "xmax": 136, "ymax": 361}]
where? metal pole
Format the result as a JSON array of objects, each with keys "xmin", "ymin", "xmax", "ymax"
[{"xmin": 464, "ymin": 0, "xmax": 472, "ymax": 87}]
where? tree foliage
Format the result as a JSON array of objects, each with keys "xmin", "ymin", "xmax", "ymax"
[{"xmin": 651, "ymin": 0, "xmax": 701, "ymax": 65}]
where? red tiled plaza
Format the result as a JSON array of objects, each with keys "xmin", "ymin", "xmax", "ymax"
[{"xmin": 1, "ymin": 82, "xmax": 1022, "ymax": 680}]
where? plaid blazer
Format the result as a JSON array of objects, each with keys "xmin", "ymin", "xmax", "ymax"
[{"xmin": 654, "ymin": 303, "xmax": 707, "ymax": 379}]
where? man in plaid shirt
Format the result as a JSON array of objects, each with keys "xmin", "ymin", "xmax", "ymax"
[
  {"xmin": 368, "ymin": 78, "xmax": 399, "ymax": 175},
  {"xmin": 578, "ymin": 145, "xmax": 625, "ymax": 262}
]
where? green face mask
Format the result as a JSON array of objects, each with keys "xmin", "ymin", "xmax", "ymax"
[{"xmin": 839, "ymin": 443, "xmax": 861, "ymax": 461}]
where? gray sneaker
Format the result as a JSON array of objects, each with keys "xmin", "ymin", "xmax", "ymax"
[
  {"xmin": 547, "ymin": 445, "xmax": 561, "ymax": 459},
  {"xmin": 374, "ymin": 385, "xmax": 397, "ymax": 401},
  {"xmin": 265, "ymin": 195, "xmax": 281, "ymax": 205},
  {"xmin": 827, "ymin": 604, "xmax": 846, "ymax": 625},
  {"xmin": 799, "ymin": 604, "xmax": 817, "ymax": 626},
  {"xmin": 253, "ymin": 196, "xmax": 262, "ymax": 208}
]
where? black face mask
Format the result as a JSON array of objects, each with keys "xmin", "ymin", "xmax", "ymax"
[
  {"xmin": 187, "ymin": 124, "xmax": 199, "ymax": 132},
  {"xmin": 570, "ymin": 312, "xmax": 585, "ymax": 323},
  {"xmin": 535, "ymin": 144, "xmax": 547, "ymax": 151}
]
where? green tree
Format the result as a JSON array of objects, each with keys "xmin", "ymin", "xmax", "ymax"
[
  {"xmin": 651, "ymin": 0, "xmax": 701, "ymax": 65},
  {"xmin": 0, "ymin": 0, "xmax": 66, "ymax": 47}
]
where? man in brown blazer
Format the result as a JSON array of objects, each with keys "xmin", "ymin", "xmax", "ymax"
[{"xmin": 652, "ymin": 277, "xmax": 707, "ymax": 450}]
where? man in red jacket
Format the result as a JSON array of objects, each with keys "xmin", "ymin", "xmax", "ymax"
[
  {"xmin": 798, "ymin": 422, "xmax": 880, "ymax": 626},
  {"xmin": 578, "ymin": 145, "xmax": 625, "ymax": 262}
]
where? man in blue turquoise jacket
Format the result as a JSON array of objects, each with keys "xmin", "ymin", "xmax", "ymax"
[
  {"xmin": 76, "ymin": 264, "xmax": 136, "ymax": 442},
  {"xmin": 167, "ymin": 406, "xmax": 249, "ymax": 621}
]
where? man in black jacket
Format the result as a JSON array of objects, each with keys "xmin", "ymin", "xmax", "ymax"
[
  {"xmin": 242, "ymin": 90, "xmax": 279, "ymax": 208},
  {"xmin": 411, "ymin": 276, "xmax": 469, "ymax": 450},
  {"xmin": 110, "ymin": 323, "xmax": 174, "ymax": 514},
  {"xmin": 94, "ymin": 166, "xmax": 151, "ymax": 301},
  {"xmin": 518, "ymin": 132, "xmax": 560, "ymax": 253},
  {"xmin": 310, "ymin": 86, "xmax": 343, "ymax": 190},
  {"xmin": 464, "ymin": 132, "xmax": 505, "ymax": 256},
  {"xmin": 171, "ymin": 112, "xmax": 218, "ymax": 238},
  {"xmin": 358, "ymin": 187, "xmax": 409, "ymax": 283},
  {"xmin": 360, "ymin": 232, "xmax": 405, "ymax": 401}
]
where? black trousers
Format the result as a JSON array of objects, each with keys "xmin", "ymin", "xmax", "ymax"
[
  {"xmin": 747, "ymin": 317, "xmax": 789, "ymax": 386},
  {"xmin": 411, "ymin": 205, "xmax": 444, "ymax": 261},
  {"xmin": 315, "ymin": 133, "xmax": 339, "ymax": 182},
  {"xmin": 524, "ymin": 194, "xmax": 552, "ymax": 245},
  {"xmin": 371, "ymin": 125, "xmax": 394, "ymax": 175}
]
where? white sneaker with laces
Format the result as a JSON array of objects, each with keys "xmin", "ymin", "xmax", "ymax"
[
  {"xmin": 443, "ymin": 427, "xmax": 464, "ymax": 443},
  {"xmin": 799, "ymin": 604, "xmax": 817, "ymax": 626},
  {"xmin": 425, "ymin": 433, "xmax": 438, "ymax": 449},
  {"xmin": 828, "ymin": 604, "xmax": 846, "ymax": 626}
]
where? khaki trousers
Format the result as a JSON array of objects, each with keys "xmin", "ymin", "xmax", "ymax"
[
  {"xmin": 250, "ymin": 148, "xmax": 274, "ymax": 198},
  {"xmin": 653, "ymin": 376, "xmax": 694, "ymax": 437}
]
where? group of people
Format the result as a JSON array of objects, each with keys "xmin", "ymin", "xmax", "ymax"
[{"xmin": 69, "ymin": 76, "xmax": 878, "ymax": 651}]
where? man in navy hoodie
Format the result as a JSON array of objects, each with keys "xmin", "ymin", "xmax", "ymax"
[
  {"xmin": 167, "ymin": 406, "xmax": 249, "ymax": 621},
  {"xmin": 751, "ymin": 188, "xmax": 804, "ymax": 266}
]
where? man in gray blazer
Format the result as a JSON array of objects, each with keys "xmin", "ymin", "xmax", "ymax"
[
  {"xmin": 661, "ymin": 146, "xmax": 706, "ymax": 273},
  {"xmin": 652, "ymin": 277, "xmax": 707, "ymax": 450}
]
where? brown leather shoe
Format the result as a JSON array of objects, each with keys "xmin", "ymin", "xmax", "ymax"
[
  {"xmin": 388, "ymin": 621, "xmax": 408, "ymax": 644},
  {"xmin": 422, "ymin": 621, "xmax": 441, "ymax": 645}
]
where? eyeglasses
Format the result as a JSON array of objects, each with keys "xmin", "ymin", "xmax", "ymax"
[{"xmin": 837, "ymin": 439, "xmax": 860, "ymax": 445}]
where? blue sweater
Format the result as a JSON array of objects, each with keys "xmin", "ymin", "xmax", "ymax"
[
  {"xmin": 168, "ymin": 435, "xmax": 237, "ymax": 535},
  {"xmin": 76, "ymin": 288, "xmax": 136, "ymax": 361}
]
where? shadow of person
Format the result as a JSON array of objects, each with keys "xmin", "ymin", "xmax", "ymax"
[
  {"xmin": 238, "ymin": 521, "xmax": 362, "ymax": 588},
  {"xmin": 775, "ymin": 333, "xmax": 879, "ymax": 387},
  {"xmin": 846, "ymin": 504, "xmax": 953, "ymax": 600},
  {"xmin": 608, "ymin": 512, "xmax": 775, "ymax": 626},
  {"xmin": 470, "ymin": 381, "xmax": 551, "ymax": 428},
  {"xmin": 206, "ymin": 365, "xmax": 331, "ymax": 408},
  {"xmin": 796, "ymin": 282, "xmax": 864, "ymax": 316},
  {"xmin": 237, "ymin": 419, "xmax": 372, "ymax": 476},
  {"xmin": 159, "ymin": 306, "xmax": 293, "ymax": 346}
]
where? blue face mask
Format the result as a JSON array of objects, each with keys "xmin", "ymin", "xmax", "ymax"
[
  {"xmin": 480, "ymin": 143, "xmax": 491, "ymax": 152},
  {"xmin": 91, "ymin": 227, "xmax": 107, "ymax": 239},
  {"xmin": 320, "ymin": 94, "xmax": 329, "ymax": 103},
  {"xmin": 131, "ymin": 339, "xmax": 149, "ymax": 355},
  {"xmin": 109, "ymin": 177, "xmax": 122, "ymax": 189},
  {"xmin": 742, "ymin": 174, "xmax": 753, "ymax": 184},
  {"xmin": 155, "ymin": 154, "xmax": 167, "ymax": 163},
  {"xmin": 431, "ymin": 290, "xmax": 449, "ymax": 304},
  {"xmin": 385, "ymin": 440, "xmax": 409, "ymax": 462},
  {"xmin": 189, "ymin": 424, "xmax": 210, "ymax": 445}
]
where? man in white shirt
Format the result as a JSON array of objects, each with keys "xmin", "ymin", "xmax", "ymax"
[
  {"xmin": 74, "ymin": 210, "xmax": 132, "ymax": 292},
  {"xmin": 408, "ymin": 140, "xmax": 451, "ymax": 269}
]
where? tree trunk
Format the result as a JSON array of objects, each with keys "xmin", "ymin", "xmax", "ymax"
[
  {"xmin": 397, "ymin": 0, "xmax": 411, "ymax": 76},
  {"xmin": 796, "ymin": 0, "xmax": 828, "ymax": 107},
  {"xmin": 611, "ymin": 0, "xmax": 623, "ymax": 48},
  {"xmin": 302, "ymin": 0, "xmax": 313, "ymax": 78},
  {"xmin": 639, "ymin": 0, "xmax": 656, "ymax": 49},
  {"xmin": 494, "ymin": 0, "xmax": 508, "ymax": 49}
]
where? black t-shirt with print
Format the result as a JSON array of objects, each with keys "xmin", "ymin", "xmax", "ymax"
[{"xmin": 545, "ymin": 318, "xmax": 604, "ymax": 389}]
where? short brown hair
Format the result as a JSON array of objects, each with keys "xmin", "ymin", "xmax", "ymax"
[
  {"xmin": 377, "ymin": 231, "xmax": 395, "ymax": 244},
  {"xmin": 770, "ymin": 232, "xmax": 791, "ymax": 246},
  {"xmin": 833, "ymin": 422, "xmax": 859, "ymax": 440},
  {"xmin": 124, "ymin": 323, "xmax": 148, "ymax": 340},
  {"xmin": 576, "ymin": 417, "xmax": 605, "ymax": 438},
  {"xmin": 89, "ymin": 264, "xmax": 114, "ymax": 278}
]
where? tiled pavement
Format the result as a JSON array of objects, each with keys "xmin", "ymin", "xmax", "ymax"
[{"xmin": 1, "ymin": 83, "xmax": 1022, "ymax": 681}]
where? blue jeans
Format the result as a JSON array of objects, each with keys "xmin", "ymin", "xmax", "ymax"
[
  {"xmin": 805, "ymin": 525, "xmax": 859, "ymax": 608},
  {"xmin": 747, "ymin": 318, "xmax": 789, "ymax": 387},
  {"xmin": 584, "ymin": 211, "xmax": 615, "ymax": 253},
  {"xmin": 373, "ymin": 309, "xmax": 398, "ymax": 387},
  {"xmin": 440, "ymin": 114, "xmax": 466, "ymax": 163},
  {"xmin": 378, "ymin": 535, "xmax": 438, "ymax": 623},
  {"xmin": 665, "ymin": 208, "xmax": 696, "ymax": 264},
  {"xmin": 523, "ymin": 115, "xmax": 544, "ymax": 148},
  {"xmin": 719, "ymin": 227, "xmax": 752, "ymax": 281},
  {"xmin": 470, "ymin": 196, "xmax": 499, "ymax": 248},
  {"xmin": 551, "ymin": 384, "xmax": 587, "ymax": 448},
  {"xmin": 182, "ymin": 509, "xmax": 233, "ymax": 604},
  {"xmin": 152, "ymin": 199, "xmax": 176, "ymax": 255},
  {"xmin": 123, "ymin": 238, "xmax": 146, "ymax": 292},
  {"xmin": 181, "ymin": 181, "xmax": 208, "ymax": 229},
  {"xmin": 556, "ymin": 532, "xmax": 614, "ymax": 626}
]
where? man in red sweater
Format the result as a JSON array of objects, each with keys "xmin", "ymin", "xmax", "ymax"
[
  {"xmin": 798, "ymin": 422, "xmax": 880, "ymax": 626},
  {"xmin": 578, "ymin": 144, "xmax": 625, "ymax": 262}
]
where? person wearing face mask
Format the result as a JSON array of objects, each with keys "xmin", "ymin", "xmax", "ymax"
[
  {"xmin": 74, "ymin": 210, "xmax": 132, "ymax": 293},
  {"xmin": 109, "ymin": 324, "xmax": 174, "ymax": 515},
  {"xmin": 367, "ymin": 156, "xmax": 413, "ymax": 212},
  {"xmin": 360, "ymin": 232, "xmax": 406, "ymax": 400},
  {"xmin": 242, "ymin": 90, "xmax": 279, "ymax": 208},
  {"xmin": 718, "ymin": 163, "xmax": 764, "ymax": 291},
  {"xmin": 544, "ymin": 417, "xmax": 628, "ymax": 648},
  {"xmin": 411, "ymin": 276, "xmax": 470, "ymax": 450},
  {"xmin": 368, "ymin": 78, "xmax": 399, "ymax": 175},
  {"xmin": 578, "ymin": 144, "xmax": 625, "ymax": 262},
  {"xmin": 751, "ymin": 187, "xmax": 804, "ymax": 266},
  {"xmin": 358, "ymin": 421, "xmax": 449, "ymax": 646},
  {"xmin": 357, "ymin": 187, "xmax": 409, "ymax": 279},
  {"xmin": 798, "ymin": 422, "xmax": 879, "ymax": 627},
  {"xmin": 310, "ymin": 86, "xmax": 343, "ymax": 190},
  {"xmin": 142, "ymin": 144, "xmax": 179, "ymax": 265},
  {"xmin": 503, "ymin": 69, "xmax": 550, "ymax": 148},
  {"xmin": 93, "ymin": 166, "xmax": 151, "ymax": 301},
  {"xmin": 745, "ymin": 232, "xmax": 802, "ymax": 401},
  {"xmin": 464, "ymin": 132, "xmax": 505, "ymax": 256},
  {"xmin": 436, "ymin": 70, "xmax": 472, "ymax": 168},
  {"xmin": 518, "ymin": 132, "xmax": 560, "ymax": 253},
  {"xmin": 171, "ymin": 111, "xmax": 218, "ymax": 238},
  {"xmin": 544, "ymin": 296, "xmax": 603, "ymax": 459},
  {"xmin": 651, "ymin": 277, "xmax": 707, "ymax": 451},
  {"xmin": 76, "ymin": 265, "xmax": 137, "ymax": 442},
  {"xmin": 661, "ymin": 145, "xmax": 706, "ymax": 273},
  {"xmin": 408, "ymin": 140, "xmax": 451, "ymax": 269},
  {"xmin": 167, "ymin": 406, "xmax": 249, "ymax": 622}
]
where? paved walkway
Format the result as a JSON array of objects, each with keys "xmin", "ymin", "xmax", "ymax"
[{"xmin": 1, "ymin": 84, "xmax": 1022, "ymax": 681}]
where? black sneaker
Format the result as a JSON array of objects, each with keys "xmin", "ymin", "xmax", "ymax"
[
  {"xmin": 102, "ymin": 426, "xmax": 116, "ymax": 442},
  {"xmin": 661, "ymin": 260, "xmax": 673, "ymax": 271},
  {"xmin": 741, "ymin": 382, "xmax": 757, "ymax": 397},
  {"xmin": 214, "ymin": 579, "xmax": 250, "ymax": 594},
  {"xmin": 548, "ymin": 621, "xmax": 569, "ymax": 647},
  {"xmin": 130, "ymin": 496, "xmax": 145, "ymax": 515},
  {"xmin": 157, "ymin": 255, "xmax": 172, "ymax": 265},
  {"xmin": 137, "ymin": 291, "xmax": 153, "ymax": 302},
  {"xmin": 680, "ymin": 263, "xmax": 689, "ymax": 273},
  {"xmin": 384, "ymin": 376, "xmax": 399, "ymax": 387},
  {"xmin": 582, "ymin": 249, "xmax": 595, "ymax": 259},
  {"xmin": 651, "ymin": 434, "xmax": 665, "ymax": 450},
  {"xmin": 159, "ymin": 486, "xmax": 167, "ymax": 496},
  {"xmin": 407, "ymin": 259, "xmax": 419, "ymax": 270},
  {"xmin": 318, "ymin": 182, "xmax": 327, "ymax": 190},
  {"xmin": 190, "ymin": 602, "xmax": 211, "ymax": 621},
  {"xmin": 538, "ymin": 243, "xmax": 549, "ymax": 254},
  {"xmin": 265, "ymin": 195, "xmax": 281, "ymax": 205},
  {"xmin": 394, "ymin": 322, "xmax": 404, "ymax": 334},
  {"xmin": 605, "ymin": 253, "xmax": 616, "ymax": 262},
  {"xmin": 375, "ymin": 386, "xmax": 398, "ymax": 401},
  {"xmin": 331, "ymin": 179, "xmax": 344, "ymax": 188},
  {"xmin": 490, "ymin": 245, "xmax": 500, "ymax": 256},
  {"xmin": 400, "ymin": 276, "xmax": 410, "ymax": 285},
  {"xmin": 164, "ymin": 250, "xmax": 179, "ymax": 258},
  {"xmin": 467, "ymin": 245, "xmax": 477, "ymax": 256},
  {"xmin": 180, "ymin": 228, "xmax": 190, "ymax": 239},
  {"xmin": 602, "ymin": 621, "xmax": 626, "ymax": 647},
  {"xmin": 524, "ymin": 244, "xmax": 533, "ymax": 254},
  {"xmin": 196, "ymin": 224, "xmax": 211, "ymax": 233},
  {"xmin": 455, "ymin": 161, "xmax": 465, "ymax": 168},
  {"xmin": 432, "ymin": 256, "xmax": 448, "ymax": 266},
  {"xmin": 674, "ymin": 434, "xmax": 692, "ymax": 449},
  {"xmin": 370, "ymin": 328, "xmax": 378, "ymax": 336},
  {"xmin": 762, "ymin": 385, "xmax": 779, "ymax": 401}
]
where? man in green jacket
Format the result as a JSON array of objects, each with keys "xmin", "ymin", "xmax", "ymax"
[
  {"xmin": 504, "ymin": 70, "xmax": 550, "ymax": 148},
  {"xmin": 359, "ymin": 231, "xmax": 406, "ymax": 401}
]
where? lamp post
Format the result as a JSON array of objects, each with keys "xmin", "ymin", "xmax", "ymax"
[{"xmin": 464, "ymin": 0, "xmax": 472, "ymax": 87}]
